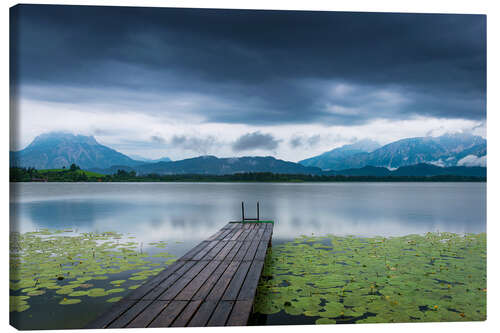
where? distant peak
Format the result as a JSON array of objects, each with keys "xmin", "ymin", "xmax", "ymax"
[
  {"xmin": 438, "ymin": 132, "xmax": 473, "ymax": 138},
  {"xmin": 332, "ymin": 139, "xmax": 381, "ymax": 153},
  {"xmin": 30, "ymin": 132, "xmax": 99, "ymax": 146},
  {"xmin": 34, "ymin": 131, "xmax": 74, "ymax": 140}
]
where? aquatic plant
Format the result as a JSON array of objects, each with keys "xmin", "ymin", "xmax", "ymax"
[
  {"xmin": 9, "ymin": 229, "xmax": 176, "ymax": 312},
  {"xmin": 253, "ymin": 232, "xmax": 486, "ymax": 324}
]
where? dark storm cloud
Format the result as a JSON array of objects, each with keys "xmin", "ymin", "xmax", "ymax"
[
  {"xmin": 150, "ymin": 135, "xmax": 166, "ymax": 144},
  {"xmin": 232, "ymin": 132, "xmax": 281, "ymax": 151},
  {"xmin": 169, "ymin": 135, "xmax": 217, "ymax": 154},
  {"xmin": 10, "ymin": 5, "xmax": 486, "ymax": 124},
  {"xmin": 289, "ymin": 135, "xmax": 321, "ymax": 148},
  {"xmin": 289, "ymin": 137, "xmax": 303, "ymax": 148}
]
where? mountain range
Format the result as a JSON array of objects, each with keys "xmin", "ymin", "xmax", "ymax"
[
  {"xmin": 89, "ymin": 162, "xmax": 485, "ymax": 178},
  {"xmin": 10, "ymin": 132, "xmax": 486, "ymax": 177},
  {"xmin": 299, "ymin": 139, "xmax": 381, "ymax": 170},
  {"xmin": 328, "ymin": 164, "xmax": 485, "ymax": 178},
  {"xmin": 299, "ymin": 133, "xmax": 486, "ymax": 170},
  {"xmin": 128, "ymin": 155, "xmax": 172, "ymax": 163},
  {"xmin": 10, "ymin": 132, "xmax": 148, "ymax": 170},
  {"xmin": 89, "ymin": 155, "xmax": 322, "ymax": 176}
]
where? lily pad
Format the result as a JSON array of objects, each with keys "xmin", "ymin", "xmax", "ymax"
[
  {"xmin": 59, "ymin": 298, "xmax": 81, "ymax": 305},
  {"xmin": 252, "ymin": 232, "xmax": 486, "ymax": 324},
  {"xmin": 106, "ymin": 296, "xmax": 123, "ymax": 303}
]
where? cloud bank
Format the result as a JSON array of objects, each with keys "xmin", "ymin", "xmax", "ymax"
[
  {"xmin": 232, "ymin": 132, "xmax": 281, "ymax": 152},
  {"xmin": 10, "ymin": 5, "xmax": 486, "ymax": 160},
  {"xmin": 457, "ymin": 155, "xmax": 487, "ymax": 167}
]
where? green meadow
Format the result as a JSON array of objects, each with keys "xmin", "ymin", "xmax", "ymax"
[{"xmin": 37, "ymin": 169, "xmax": 106, "ymax": 178}]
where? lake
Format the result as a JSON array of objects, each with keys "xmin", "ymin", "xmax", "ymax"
[{"xmin": 9, "ymin": 182, "xmax": 486, "ymax": 328}]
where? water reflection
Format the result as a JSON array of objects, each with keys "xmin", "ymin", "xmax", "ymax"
[{"xmin": 10, "ymin": 182, "xmax": 486, "ymax": 243}]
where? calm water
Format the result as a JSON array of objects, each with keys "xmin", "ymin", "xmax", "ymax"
[
  {"xmin": 9, "ymin": 182, "xmax": 486, "ymax": 328},
  {"xmin": 11, "ymin": 182, "xmax": 486, "ymax": 241}
]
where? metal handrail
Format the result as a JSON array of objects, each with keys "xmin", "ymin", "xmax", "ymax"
[{"xmin": 241, "ymin": 201, "xmax": 259, "ymax": 221}]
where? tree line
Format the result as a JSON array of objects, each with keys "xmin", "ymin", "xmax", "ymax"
[{"xmin": 10, "ymin": 166, "xmax": 486, "ymax": 183}]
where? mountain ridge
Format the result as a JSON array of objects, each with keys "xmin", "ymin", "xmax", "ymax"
[
  {"xmin": 299, "ymin": 133, "xmax": 486, "ymax": 170},
  {"xmin": 11, "ymin": 132, "xmax": 486, "ymax": 177},
  {"xmin": 10, "ymin": 132, "xmax": 147, "ymax": 169},
  {"xmin": 95, "ymin": 155, "xmax": 324, "ymax": 176}
]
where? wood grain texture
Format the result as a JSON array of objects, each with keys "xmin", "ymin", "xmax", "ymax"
[{"xmin": 86, "ymin": 221, "xmax": 274, "ymax": 328}]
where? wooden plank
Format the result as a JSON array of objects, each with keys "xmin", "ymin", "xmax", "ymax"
[
  {"xmin": 107, "ymin": 300, "xmax": 153, "ymax": 328},
  {"xmin": 221, "ymin": 261, "xmax": 251, "ymax": 301},
  {"xmin": 175, "ymin": 260, "xmax": 222, "ymax": 301},
  {"xmin": 222, "ymin": 226, "xmax": 242, "ymax": 241},
  {"xmin": 236, "ymin": 224, "xmax": 252, "ymax": 241},
  {"xmin": 226, "ymin": 222, "xmax": 239, "ymax": 230},
  {"xmin": 226, "ymin": 300, "xmax": 253, "ymax": 326},
  {"xmin": 187, "ymin": 300, "xmax": 218, "ymax": 327},
  {"xmin": 84, "ymin": 299, "xmax": 136, "ymax": 328},
  {"xmin": 126, "ymin": 300, "xmax": 169, "ymax": 328},
  {"xmin": 191, "ymin": 261, "xmax": 231, "ymax": 301},
  {"xmin": 229, "ymin": 228, "xmax": 244, "ymax": 241},
  {"xmin": 148, "ymin": 300, "xmax": 188, "ymax": 327},
  {"xmin": 201, "ymin": 241, "xmax": 228, "ymax": 261},
  {"xmin": 179, "ymin": 241, "xmax": 210, "ymax": 260},
  {"xmin": 254, "ymin": 240, "xmax": 270, "ymax": 261},
  {"xmin": 221, "ymin": 223, "xmax": 234, "ymax": 230},
  {"xmin": 252, "ymin": 224, "xmax": 266, "ymax": 242},
  {"xmin": 206, "ymin": 223, "xmax": 234, "ymax": 240},
  {"xmin": 89, "ymin": 221, "xmax": 274, "ymax": 328},
  {"xmin": 123, "ymin": 259, "xmax": 187, "ymax": 300},
  {"xmin": 206, "ymin": 229, "xmax": 225, "ymax": 241},
  {"xmin": 243, "ymin": 239, "xmax": 260, "ymax": 261},
  {"xmin": 139, "ymin": 261, "xmax": 197, "ymax": 300},
  {"xmin": 261, "ymin": 227, "xmax": 273, "ymax": 243},
  {"xmin": 205, "ymin": 261, "xmax": 241, "ymax": 301},
  {"xmin": 170, "ymin": 300, "xmax": 202, "ymax": 327},
  {"xmin": 237, "ymin": 260, "xmax": 265, "ymax": 300},
  {"xmin": 235, "ymin": 228, "xmax": 251, "ymax": 242},
  {"xmin": 221, "ymin": 241, "xmax": 243, "ymax": 262},
  {"xmin": 158, "ymin": 261, "xmax": 210, "ymax": 300},
  {"xmin": 215, "ymin": 228, "xmax": 234, "ymax": 241},
  {"xmin": 218, "ymin": 223, "xmax": 241, "ymax": 239},
  {"xmin": 245, "ymin": 224, "xmax": 260, "ymax": 242},
  {"xmin": 213, "ymin": 240, "xmax": 238, "ymax": 261},
  {"xmin": 207, "ymin": 300, "xmax": 234, "ymax": 326},
  {"xmin": 231, "ymin": 240, "xmax": 252, "ymax": 261},
  {"xmin": 192, "ymin": 241, "xmax": 219, "ymax": 261}
]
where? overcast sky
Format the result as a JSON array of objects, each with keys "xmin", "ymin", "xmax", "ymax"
[{"xmin": 10, "ymin": 5, "xmax": 486, "ymax": 161}]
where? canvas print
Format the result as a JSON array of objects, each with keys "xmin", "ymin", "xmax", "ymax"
[{"xmin": 9, "ymin": 4, "xmax": 486, "ymax": 330}]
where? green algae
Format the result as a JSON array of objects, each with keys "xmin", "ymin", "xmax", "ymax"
[
  {"xmin": 253, "ymin": 232, "xmax": 486, "ymax": 324},
  {"xmin": 9, "ymin": 229, "xmax": 177, "ymax": 312}
]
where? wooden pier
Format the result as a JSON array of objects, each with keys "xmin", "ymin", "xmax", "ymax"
[{"xmin": 87, "ymin": 221, "xmax": 274, "ymax": 328}]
